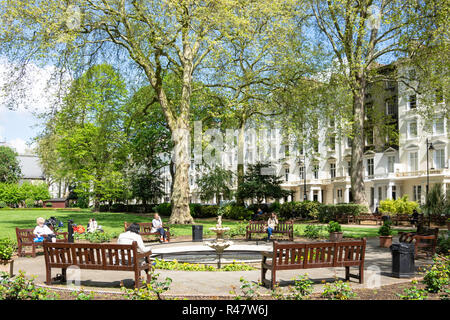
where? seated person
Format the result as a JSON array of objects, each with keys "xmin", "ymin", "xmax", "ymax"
[
  {"xmin": 266, "ymin": 213, "xmax": 278, "ymax": 242},
  {"xmin": 151, "ymin": 213, "xmax": 168, "ymax": 243},
  {"xmin": 117, "ymin": 223, "xmax": 151, "ymax": 254},
  {"xmin": 34, "ymin": 217, "xmax": 56, "ymax": 242},
  {"xmin": 87, "ymin": 218, "xmax": 103, "ymax": 233},
  {"xmin": 252, "ymin": 208, "xmax": 264, "ymax": 220}
]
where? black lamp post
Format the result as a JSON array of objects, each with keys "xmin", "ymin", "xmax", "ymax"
[
  {"xmin": 426, "ymin": 138, "xmax": 434, "ymax": 227},
  {"xmin": 299, "ymin": 158, "xmax": 307, "ymax": 201}
]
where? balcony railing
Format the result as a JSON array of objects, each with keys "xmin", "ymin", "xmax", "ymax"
[{"xmin": 395, "ymin": 169, "xmax": 449, "ymax": 177}]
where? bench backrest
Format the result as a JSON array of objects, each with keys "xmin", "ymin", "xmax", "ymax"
[
  {"xmin": 248, "ymin": 220, "xmax": 293, "ymax": 232},
  {"xmin": 43, "ymin": 241, "xmax": 139, "ymax": 270},
  {"xmin": 16, "ymin": 228, "xmax": 35, "ymax": 244},
  {"xmin": 271, "ymin": 239, "xmax": 366, "ymax": 269},
  {"xmin": 124, "ymin": 222, "xmax": 153, "ymax": 233}
]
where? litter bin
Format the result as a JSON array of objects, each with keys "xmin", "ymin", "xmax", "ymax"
[
  {"xmin": 390, "ymin": 243, "xmax": 415, "ymax": 278},
  {"xmin": 192, "ymin": 225, "xmax": 203, "ymax": 242}
]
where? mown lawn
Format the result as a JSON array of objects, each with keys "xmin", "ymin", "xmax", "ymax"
[{"xmin": 0, "ymin": 209, "xmax": 416, "ymax": 243}]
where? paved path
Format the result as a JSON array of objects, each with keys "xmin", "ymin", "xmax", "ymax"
[{"xmin": 7, "ymin": 237, "xmax": 433, "ymax": 298}]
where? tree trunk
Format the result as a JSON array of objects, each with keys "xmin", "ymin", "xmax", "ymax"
[
  {"xmin": 350, "ymin": 82, "xmax": 369, "ymax": 207},
  {"xmin": 168, "ymin": 125, "xmax": 194, "ymax": 224},
  {"xmin": 236, "ymin": 118, "xmax": 246, "ymax": 206}
]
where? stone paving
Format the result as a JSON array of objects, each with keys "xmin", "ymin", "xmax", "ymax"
[{"xmin": 7, "ymin": 236, "xmax": 434, "ymax": 298}]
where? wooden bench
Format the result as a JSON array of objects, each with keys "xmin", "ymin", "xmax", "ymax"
[
  {"xmin": 355, "ymin": 214, "xmax": 382, "ymax": 225},
  {"xmin": 16, "ymin": 227, "xmax": 68, "ymax": 257},
  {"xmin": 261, "ymin": 239, "xmax": 366, "ymax": 288},
  {"xmin": 124, "ymin": 222, "xmax": 171, "ymax": 241},
  {"xmin": 43, "ymin": 241, "xmax": 152, "ymax": 288},
  {"xmin": 391, "ymin": 214, "xmax": 412, "ymax": 226},
  {"xmin": 245, "ymin": 220, "xmax": 293, "ymax": 241},
  {"xmin": 399, "ymin": 228, "xmax": 439, "ymax": 258}
]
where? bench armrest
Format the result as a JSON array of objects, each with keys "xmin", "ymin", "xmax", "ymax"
[
  {"xmin": 261, "ymin": 251, "xmax": 272, "ymax": 258},
  {"xmin": 137, "ymin": 250, "xmax": 153, "ymax": 259}
]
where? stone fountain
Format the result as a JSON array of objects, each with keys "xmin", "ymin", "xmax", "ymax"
[{"xmin": 204, "ymin": 215, "xmax": 233, "ymax": 268}]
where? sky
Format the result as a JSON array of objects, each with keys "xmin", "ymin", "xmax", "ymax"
[{"xmin": 0, "ymin": 58, "xmax": 62, "ymax": 154}]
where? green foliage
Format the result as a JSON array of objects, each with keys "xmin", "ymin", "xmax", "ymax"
[
  {"xmin": 423, "ymin": 184, "xmax": 450, "ymax": 217},
  {"xmin": 228, "ymin": 221, "xmax": 248, "ymax": 238},
  {"xmin": 0, "ymin": 238, "xmax": 15, "ymax": 260},
  {"xmin": 318, "ymin": 204, "xmax": 367, "ymax": 223},
  {"xmin": 303, "ymin": 225, "xmax": 325, "ymax": 239},
  {"xmin": 397, "ymin": 280, "xmax": 428, "ymax": 300},
  {"xmin": 321, "ymin": 280, "xmax": 357, "ymax": 300},
  {"xmin": 0, "ymin": 271, "xmax": 58, "ymax": 300},
  {"xmin": 0, "ymin": 146, "xmax": 21, "ymax": 184},
  {"xmin": 0, "ymin": 182, "xmax": 50, "ymax": 207},
  {"xmin": 379, "ymin": 195, "xmax": 420, "ymax": 215},
  {"xmin": 279, "ymin": 201, "xmax": 321, "ymax": 220},
  {"xmin": 155, "ymin": 203, "xmax": 172, "ymax": 216},
  {"xmin": 122, "ymin": 273, "xmax": 172, "ymax": 300},
  {"xmin": 197, "ymin": 166, "xmax": 234, "ymax": 202},
  {"xmin": 237, "ymin": 162, "xmax": 291, "ymax": 204},
  {"xmin": 70, "ymin": 288, "xmax": 95, "ymax": 300},
  {"xmin": 74, "ymin": 231, "xmax": 117, "ymax": 243},
  {"xmin": 273, "ymin": 274, "xmax": 314, "ymax": 300},
  {"xmin": 220, "ymin": 204, "xmax": 253, "ymax": 220},
  {"xmin": 230, "ymin": 277, "xmax": 262, "ymax": 300},
  {"xmin": 152, "ymin": 258, "xmax": 255, "ymax": 272},
  {"xmin": 378, "ymin": 221, "xmax": 394, "ymax": 236},
  {"xmin": 437, "ymin": 236, "xmax": 450, "ymax": 255},
  {"xmin": 0, "ymin": 202, "xmax": 6, "ymax": 208},
  {"xmin": 45, "ymin": 202, "xmax": 53, "ymax": 208},
  {"xmin": 327, "ymin": 221, "xmax": 342, "ymax": 233},
  {"xmin": 423, "ymin": 255, "xmax": 450, "ymax": 293}
]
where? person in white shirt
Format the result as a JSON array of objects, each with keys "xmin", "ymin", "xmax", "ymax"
[
  {"xmin": 33, "ymin": 217, "xmax": 56, "ymax": 242},
  {"xmin": 87, "ymin": 218, "xmax": 99, "ymax": 232},
  {"xmin": 117, "ymin": 223, "xmax": 151, "ymax": 253},
  {"xmin": 151, "ymin": 213, "xmax": 168, "ymax": 243}
]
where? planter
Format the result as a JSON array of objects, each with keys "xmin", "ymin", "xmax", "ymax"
[
  {"xmin": 329, "ymin": 232, "xmax": 343, "ymax": 242},
  {"xmin": 0, "ymin": 259, "xmax": 14, "ymax": 277},
  {"xmin": 379, "ymin": 235, "xmax": 393, "ymax": 248}
]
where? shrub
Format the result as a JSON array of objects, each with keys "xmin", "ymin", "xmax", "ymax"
[
  {"xmin": 318, "ymin": 204, "xmax": 367, "ymax": 223},
  {"xmin": 121, "ymin": 272, "xmax": 172, "ymax": 300},
  {"xmin": 198, "ymin": 205, "xmax": 219, "ymax": 218},
  {"xmin": 437, "ymin": 236, "xmax": 450, "ymax": 255},
  {"xmin": 230, "ymin": 277, "xmax": 262, "ymax": 300},
  {"xmin": 378, "ymin": 220, "xmax": 394, "ymax": 236},
  {"xmin": 397, "ymin": 280, "xmax": 428, "ymax": 300},
  {"xmin": 303, "ymin": 225, "xmax": 325, "ymax": 239},
  {"xmin": 0, "ymin": 271, "xmax": 58, "ymax": 300},
  {"xmin": 327, "ymin": 221, "xmax": 342, "ymax": 233},
  {"xmin": 228, "ymin": 221, "xmax": 248, "ymax": 238},
  {"xmin": 290, "ymin": 274, "xmax": 314, "ymax": 300},
  {"xmin": 189, "ymin": 203, "xmax": 203, "ymax": 218},
  {"xmin": 155, "ymin": 203, "xmax": 171, "ymax": 216},
  {"xmin": 83, "ymin": 231, "xmax": 116, "ymax": 243},
  {"xmin": 321, "ymin": 279, "xmax": 357, "ymax": 300},
  {"xmin": 25, "ymin": 198, "xmax": 35, "ymax": 208},
  {"xmin": 423, "ymin": 255, "xmax": 450, "ymax": 293},
  {"xmin": 279, "ymin": 201, "xmax": 321, "ymax": 220},
  {"xmin": 0, "ymin": 238, "xmax": 15, "ymax": 260},
  {"xmin": 0, "ymin": 201, "xmax": 6, "ymax": 208},
  {"xmin": 221, "ymin": 205, "xmax": 252, "ymax": 220},
  {"xmin": 45, "ymin": 202, "xmax": 53, "ymax": 208},
  {"xmin": 379, "ymin": 195, "xmax": 420, "ymax": 215}
]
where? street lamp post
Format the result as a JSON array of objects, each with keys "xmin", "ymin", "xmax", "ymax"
[
  {"xmin": 299, "ymin": 158, "xmax": 307, "ymax": 201},
  {"xmin": 426, "ymin": 138, "xmax": 434, "ymax": 227}
]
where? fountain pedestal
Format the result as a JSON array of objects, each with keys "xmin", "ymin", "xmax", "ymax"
[{"xmin": 204, "ymin": 216, "xmax": 233, "ymax": 268}]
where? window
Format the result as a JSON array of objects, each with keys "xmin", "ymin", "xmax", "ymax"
[
  {"xmin": 413, "ymin": 185, "xmax": 422, "ymax": 203},
  {"xmin": 285, "ymin": 168, "xmax": 289, "ymax": 182},
  {"xmin": 329, "ymin": 135, "xmax": 336, "ymax": 151},
  {"xmin": 392, "ymin": 186, "xmax": 397, "ymax": 200},
  {"xmin": 434, "ymin": 148, "xmax": 446, "ymax": 169},
  {"xmin": 313, "ymin": 165, "xmax": 319, "ymax": 179},
  {"xmin": 367, "ymin": 158, "xmax": 374, "ymax": 177},
  {"xmin": 299, "ymin": 166, "xmax": 305, "ymax": 180},
  {"xmin": 313, "ymin": 140, "xmax": 319, "ymax": 153},
  {"xmin": 409, "ymin": 151, "xmax": 418, "ymax": 171},
  {"xmin": 329, "ymin": 118, "xmax": 335, "ymax": 128},
  {"xmin": 385, "ymin": 80, "xmax": 395, "ymax": 90},
  {"xmin": 337, "ymin": 189, "xmax": 343, "ymax": 199},
  {"xmin": 366, "ymin": 129, "xmax": 374, "ymax": 145},
  {"xmin": 299, "ymin": 143, "xmax": 304, "ymax": 155},
  {"xmin": 408, "ymin": 120, "xmax": 418, "ymax": 139},
  {"xmin": 386, "ymin": 97, "xmax": 396, "ymax": 115},
  {"xmin": 434, "ymin": 119, "xmax": 445, "ymax": 135},
  {"xmin": 435, "ymin": 88, "xmax": 444, "ymax": 103},
  {"xmin": 409, "ymin": 94, "xmax": 417, "ymax": 109},
  {"xmin": 284, "ymin": 145, "xmax": 290, "ymax": 157},
  {"xmin": 347, "ymin": 161, "xmax": 351, "ymax": 176},
  {"xmin": 330, "ymin": 163, "xmax": 336, "ymax": 179},
  {"xmin": 387, "ymin": 156, "xmax": 395, "ymax": 173},
  {"xmin": 347, "ymin": 137, "xmax": 353, "ymax": 148}
]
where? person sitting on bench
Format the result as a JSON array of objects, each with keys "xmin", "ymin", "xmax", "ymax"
[
  {"xmin": 151, "ymin": 213, "xmax": 168, "ymax": 243},
  {"xmin": 117, "ymin": 222, "xmax": 151, "ymax": 253},
  {"xmin": 266, "ymin": 213, "xmax": 278, "ymax": 242},
  {"xmin": 34, "ymin": 217, "xmax": 56, "ymax": 243}
]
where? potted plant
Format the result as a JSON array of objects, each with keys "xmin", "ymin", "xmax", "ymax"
[
  {"xmin": 327, "ymin": 221, "xmax": 343, "ymax": 242},
  {"xmin": 378, "ymin": 221, "xmax": 394, "ymax": 248},
  {"xmin": 0, "ymin": 238, "xmax": 16, "ymax": 276}
]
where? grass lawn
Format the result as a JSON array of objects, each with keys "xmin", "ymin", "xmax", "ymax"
[{"xmin": 0, "ymin": 209, "xmax": 416, "ymax": 243}]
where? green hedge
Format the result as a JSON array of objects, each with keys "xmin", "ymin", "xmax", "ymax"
[
  {"xmin": 379, "ymin": 196, "xmax": 420, "ymax": 215},
  {"xmin": 318, "ymin": 204, "xmax": 368, "ymax": 223},
  {"xmin": 279, "ymin": 201, "xmax": 322, "ymax": 220},
  {"xmin": 220, "ymin": 205, "xmax": 253, "ymax": 220}
]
